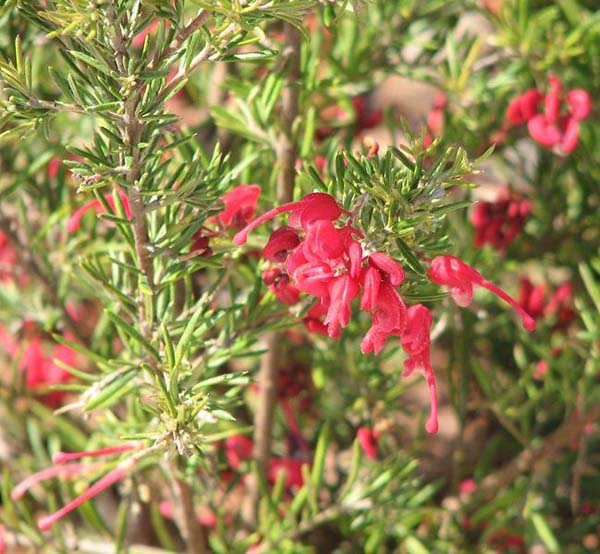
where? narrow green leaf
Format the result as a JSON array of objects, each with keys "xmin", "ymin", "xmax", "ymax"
[
  {"xmin": 84, "ymin": 370, "xmax": 136, "ymax": 411},
  {"xmin": 531, "ymin": 513, "xmax": 559, "ymax": 553},
  {"xmin": 311, "ymin": 423, "xmax": 330, "ymax": 496},
  {"xmin": 106, "ymin": 311, "xmax": 160, "ymax": 361},
  {"xmin": 395, "ymin": 238, "xmax": 426, "ymax": 276}
]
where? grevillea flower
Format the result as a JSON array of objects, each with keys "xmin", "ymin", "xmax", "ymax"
[
  {"xmin": 159, "ymin": 500, "xmax": 232, "ymax": 528},
  {"xmin": 48, "ymin": 157, "xmax": 61, "ymax": 179},
  {"xmin": 545, "ymin": 281, "xmax": 576, "ymax": 326},
  {"xmin": 262, "ymin": 268, "xmax": 301, "ymax": 305},
  {"xmin": 11, "ymin": 442, "xmax": 139, "ymax": 531},
  {"xmin": 506, "ymin": 89, "xmax": 543, "ymax": 126},
  {"xmin": 67, "ymin": 190, "xmax": 131, "ymax": 233},
  {"xmin": 357, "ymin": 427, "xmax": 379, "ymax": 459},
  {"xmin": 470, "ymin": 188, "xmax": 531, "ymax": 251},
  {"xmin": 210, "ymin": 184, "xmax": 261, "ymax": 230},
  {"xmin": 429, "ymin": 255, "xmax": 537, "ymax": 331},
  {"xmin": 224, "ymin": 435, "xmax": 254, "ymax": 471},
  {"xmin": 423, "ymin": 92, "xmax": 447, "ymax": 147},
  {"xmin": 262, "ymin": 226, "xmax": 300, "ymax": 262},
  {"xmin": 518, "ymin": 278, "xmax": 576, "ymax": 328},
  {"xmin": 132, "ymin": 19, "xmax": 163, "ymax": 48},
  {"xmin": 234, "ymin": 193, "xmax": 440, "ymax": 432},
  {"xmin": 518, "ymin": 278, "xmax": 547, "ymax": 321},
  {"xmin": 19, "ymin": 335, "xmax": 76, "ymax": 407},
  {"xmin": 267, "ymin": 459, "xmax": 308, "ymax": 489},
  {"xmin": 352, "ymin": 95, "xmax": 383, "ymax": 132},
  {"xmin": 534, "ymin": 359, "xmax": 548, "ymax": 381},
  {"xmin": 507, "ymin": 75, "xmax": 592, "ymax": 154},
  {"xmin": 11, "ymin": 463, "xmax": 105, "ymax": 500},
  {"xmin": 459, "ymin": 478, "xmax": 477, "ymax": 495},
  {"xmin": 400, "ymin": 305, "xmax": 438, "ymax": 434},
  {"xmin": 221, "ymin": 435, "xmax": 308, "ymax": 490},
  {"xmin": 0, "ymin": 231, "xmax": 19, "ymax": 282}
]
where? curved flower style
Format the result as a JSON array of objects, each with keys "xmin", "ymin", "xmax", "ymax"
[
  {"xmin": 67, "ymin": 190, "xmax": 131, "ymax": 233},
  {"xmin": 11, "ymin": 442, "xmax": 140, "ymax": 531},
  {"xmin": 232, "ymin": 192, "xmax": 344, "ymax": 246},
  {"xmin": 429, "ymin": 255, "xmax": 536, "ymax": 331}
]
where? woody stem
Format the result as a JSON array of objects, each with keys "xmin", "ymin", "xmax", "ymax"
[{"xmin": 244, "ymin": 22, "xmax": 301, "ymax": 527}]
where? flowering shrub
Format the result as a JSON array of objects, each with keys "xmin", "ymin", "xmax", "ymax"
[{"xmin": 0, "ymin": 1, "xmax": 599, "ymax": 553}]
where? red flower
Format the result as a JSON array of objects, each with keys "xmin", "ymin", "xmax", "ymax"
[
  {"xmin": 357, "ymin": 426, "xmax": 379, "ymax": 459},
  {"xmin": 19, "ymin": 335, "xmax": 76, "ymax": 407},
  {"xmin": 267, "ymin": 458, "xmax": 308, "ymax": 489},
  {"xmin": 518, "ymin": 278, "xmax": 547, "ymax": 320},
  {"xmin": 132, "ymin": 19, "xmax": 163, "ymax": 49},
  {"xmin": 429, "ymin": 255, "xmax": 536, "ymax": 331},
  {"xmin": 506, "ymin": 75, "xmax": 592, "ymax": 154},
  {"xmin": 506, "ymin": 89, "xmax": 543, "ymax": 126},
  {"xmin": 67, "ymin": 190, "xmax": 131, "ymax": 233},
  {"xmin": 0, "ymin": 231, "xmax": 19, "ymax": 282},
  {"xmin": 263, "ymin": 226, "xmax": 301, "ymax": 262},
  {"xmin": 423, "ymin": 92, "xmax": 447, "ymax": 147},
  {"xmin": 470, "ymin": 188, "xmax": 531, "ymax": 251},
  {"xmin": 352, "ymin": 95, "xmax": 383, "ymax": 132},
  {"xmin": 518, "ymin": 278, "xmax": 576, "ymax": 328},
  {"xmin": 262, "ymin": 267, "xmax": 301, "ymax": 305},
  {"xmin": 213, "ymin": 184, "xmax": 261, "ymax": 229},
  {"xmin": 401, "ymin": 305, "xmax": 438, "ymax": 434},
  {"xmin": 459, "ymin": 478, "xmax": 477, "ymax": 495},
  {"xmin": 224, "ymin": 435, "xmax": 254, "ymax": 470},
  {"xmin": 323, "ymin": 274, "xmax": 360, "ymax": 338}
]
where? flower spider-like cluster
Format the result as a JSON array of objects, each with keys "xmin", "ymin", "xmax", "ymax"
[
  {"xmin": 11, "ymin": 442, "xmax": 140, "ymax": 531},
  {"xmin": 234, "ymin": 193, "xmax": 536, "ymax": 434}
]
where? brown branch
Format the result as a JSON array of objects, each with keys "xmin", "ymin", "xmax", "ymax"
[
  {"xmin": 477, "ymin": 403, "xmax": 600, "ymax": 495},
  {"xmin": 173, "ymin": 477, "xmax": 207, "ymax": 554},
  {"xmin": 276, "ymin": 23, "xmax": 301, "ymax": 204},
  {"xmin": 149, "ymin": 10, "xmax": 211, "ymax": 70},
  {"xmin": 243, "ymin": 22, "xmax": 302, "ymax": 528},
  {"xmin": 106, "ymin": 2, "xmax": 156, "ymax": 338}
]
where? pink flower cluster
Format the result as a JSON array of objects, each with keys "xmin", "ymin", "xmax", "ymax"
[
  {"xmin": 233, "ymin": 193, "xmax": 440, "ymax": 433},
  {"xmin": 506, "ymin": 75, "xmax": 591, "ymax": 153},
  {"xmin": 470, "ymin": 187, "xmax": 531, "ymax": 251},
  {"xmin": 234, "ymin": 193, "xmax": 536, "ymax": 434}
]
